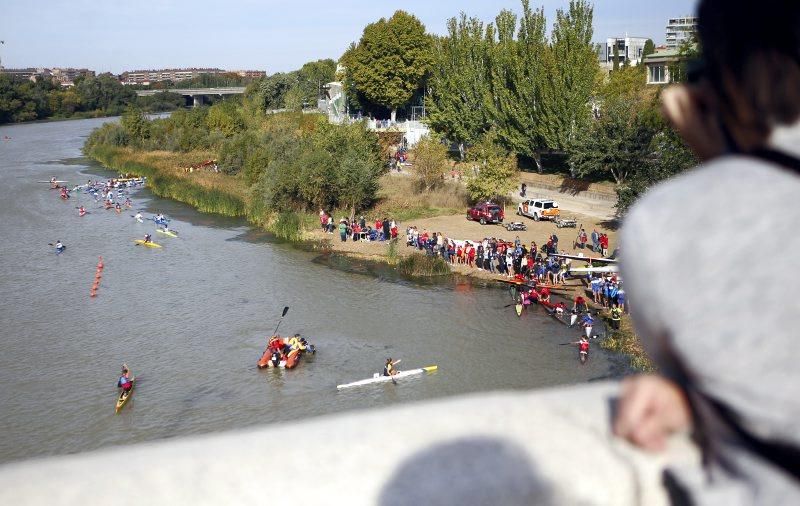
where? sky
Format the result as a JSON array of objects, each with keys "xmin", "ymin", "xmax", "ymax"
[{"xmin": 0, "ymin": 0, "xmax": 697, "ymax": 74}]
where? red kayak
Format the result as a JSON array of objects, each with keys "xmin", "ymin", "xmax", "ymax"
[{"xmin": 257, "ymin": 347, "xmax": 302, "ymax": 369}]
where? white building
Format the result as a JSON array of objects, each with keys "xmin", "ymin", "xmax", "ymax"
[
  {"xmin": 666, "ymin": 16, "xmax": 698, "ymax": 50},
  {"xmin": 601, "ymin": 37, "xmax": 649, "ymax": 68}
]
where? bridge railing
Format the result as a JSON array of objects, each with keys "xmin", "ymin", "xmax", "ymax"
[{"xmin": 0, "ymin": 381, "xmax": 701, "ymax": 505}]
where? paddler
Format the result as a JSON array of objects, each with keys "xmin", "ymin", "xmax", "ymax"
[
  {"xmin": 143, "ymin": 233, "xmax": 152, "ymax": 244},
  {"xmin": 60, "ymin": 187, "xmax": 69, "ymax": 199},
  {"xmin": 134, "ymin": 212, "xmax": 143, "ymax": 223},
  {"xmin": 383, "ymin": 358, "xmax": 400, "ymax": 376},
  {"xmin": 78, "ymin": 205, "xmax": 86, "ymax": 217},
  {"xmin": 573, "ymin": 337, "xmax": 590, "ymax": 361},
  {"xmin": 580, "ymin": 313, "xmax": 595, "ymax": 339},
  {"xmin": 573, "ymin": 295, "xmax": 588, "ymax": 313},
  {"xmin": 50, "ymin": 177, "xmax": 58, "ymax": 189},
  {"xmin": 54, "ymin": 240, "xmax": 65, "ymax": 254},
  {"xmin": 610, "ymin": 304, "xmax": 622, "ymax": 330},
  {"xmin": 117, "ymin": 364, "xmax": 133, "ymax": 394},
  {"xmin": 115, "ymin": 202, "xmax": 122, "ymax": 214}
]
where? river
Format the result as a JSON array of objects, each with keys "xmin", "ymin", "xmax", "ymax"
[{"xmin": 0, "ymin": 118, "xmax": 622, "ymax": 464}]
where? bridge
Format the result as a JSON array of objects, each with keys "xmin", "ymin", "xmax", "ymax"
[
  {"xmin": 0, "ymin": 381, "xmax": 700, "ymax": 504},
  {"xmin": 135, "ymin": 87, "xmax": 246, "ymax": 107}
]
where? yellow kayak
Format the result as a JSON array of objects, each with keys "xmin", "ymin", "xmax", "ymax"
[
  {"xmin": 156, "ymin": 228, "xmax": 178, "ymax": 238},
  {"xmin": 134, "ymin": 240, "xmax": 162, "ymax": 248},
  {"xmin": 115, "ymin": 377, "xmax": 135, "ymax": 413}
]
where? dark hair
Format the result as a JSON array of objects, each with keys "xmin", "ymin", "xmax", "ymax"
[{"xmin": 698, "ymin": 0, "xmax": 800, "ymax": 133}]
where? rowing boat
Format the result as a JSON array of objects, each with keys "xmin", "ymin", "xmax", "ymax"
[
  {"xmin": 134, "ymin": 240, "xmax": 162, "ymax": 248},
  {"xmin": 115, "ymin": 377, "xmax": 135, "ymax": 413},
  {"xmin": 337, "ymin": 365, "xmax": 437, "ymax": 390},
  {"xmin": 156, "ymin": 229, "xmax": 178, "ymax": 238}
]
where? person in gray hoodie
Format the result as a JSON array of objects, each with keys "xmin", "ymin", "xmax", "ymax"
[{"xmin": 614, "ymin": 1, "xmax": 800, "ymax": 503}]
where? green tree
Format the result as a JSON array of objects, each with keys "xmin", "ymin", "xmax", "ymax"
[
  {"xmin": 205, "ymin": 100, "xmax": 245, "ymax": 137},
  {"xmin": 411, "ymin": 135, "xmax": 449, "ymax": 190},
  {"xmin": 465, "ymin": 131, "xmax": 518, "ymax": 202},
  {"xmin": 569, "ymin": 98, "xmax": 657, "ymax": 184},
  {"xmin": 120, "ymin": 106, "xmax": 150, "ymax": 145},
  {"xmin": 615, "ymin": 127, "xmax": 695, "ymax": 213},
  {"xmin": 542, "ymin": 0, "xmax": 598, "ymax": 151},
  {"xmin": 296, "ymin": 59, "xmax": 336, "ymax": 107},
  {"xmin": 426, "ymin": 14, "xmax": 492, "ymax": 158},
  {"xmin": 643, "ymin": 39, "xmax": 656, "ymax": 58},
  {"xmin": 347, "ymin": 10, "xmax": 434, "ymax": 122},
  {"xmin": 486, "ymin": 4, "xmax": 550, "ymax": 171},
  {"xmin": 256, "ymin": 72, "xmax": 297, "ymax": 111}
]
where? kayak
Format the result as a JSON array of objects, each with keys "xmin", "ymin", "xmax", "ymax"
[
  {"xmin": 156, "ymin": 228, "xmax": 178, "ymax": 238},
  {"xmin": 337, "ymin": 365, "xmax": 438, "ymax": 390},
  {"xmin": 515, "ymin": 304, "xmax": 523, "ymax": 317},
  {"xmin": 55, "ymin": 246, "xmax": 66, "ymax": 255},
  {"xmin": 115, "ymin": 377, "xmax": 135, "ymax": 413},
  {"xmin": 134, "ymin": 240, "xmax": 162, "ymax": 248},
  {"xmin": 257, "ymin": 348, "xmax": 304, "ymax": 369}
]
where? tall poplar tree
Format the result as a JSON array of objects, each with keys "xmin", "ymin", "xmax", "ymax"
[
  {"xmin": 486, "ymin": 3, "xmax": 550, "ymax": 171},
  {"xmin": 542, "ymin": 0, "xmax": 598, "ymax": 151},
  {"xmin": 426, "ymin": 14, "xmax": 492, "ymax": 158},
  {"xmin": 347, "ymin": 11, "xmax": 433, "ymax": 122}
]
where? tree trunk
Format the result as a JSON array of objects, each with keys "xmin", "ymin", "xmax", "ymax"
[
  {"xmin": 533, "ymin": 152, "xmax": 543, "ymax": 174},
  {"xmin": 390, "ymin": 109, "xmax": 397, "ymax": 123},
  {"xmin": 458, "ymin": 143, "xmax": 465, "ymax": 161},
  {"xmin": 350, "ymin": 205, "xmax": 356, "ymax": 224}
]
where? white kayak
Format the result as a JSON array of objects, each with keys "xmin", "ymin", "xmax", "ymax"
[
  {"xmin": 568, "ymin": 265, "xmax": 619, "ymax": 274},
  {"xmin": 337, "ymin": 365, "xmax": 437, "ymax": 390}
]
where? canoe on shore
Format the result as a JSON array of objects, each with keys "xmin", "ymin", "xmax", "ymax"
[{"xmin": 337, "ymin": 365, "xmax": 438, "ymax": 390}]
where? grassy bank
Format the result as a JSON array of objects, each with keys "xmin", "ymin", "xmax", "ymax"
[
  {"xmin": 598, "ymin": 309, "xmax": 654, "ymax": 372},
  {"xmin": 86, "ymin": 146, "xmax": 467, "ymax": 244}
]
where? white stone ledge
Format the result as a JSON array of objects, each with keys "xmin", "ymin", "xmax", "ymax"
[{"xmin": 0, "ymin": 381, "xmax": 700, "ymax": 506}]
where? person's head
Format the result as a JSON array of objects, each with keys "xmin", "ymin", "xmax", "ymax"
[
  {"xmin": 687, "ymin": 1, "xmax": 800, "ymax": 154},
  {"xmin": 386, "ymin": 358, "xmax": 392, "ymax": 364},
  {"xmin": 121, "ymin": 367, "xmax": 128, "ymax": 374}
]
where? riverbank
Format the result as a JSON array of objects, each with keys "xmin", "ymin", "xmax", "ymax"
[{"xmin": 86, "ymin": 145, "xmax": 651, "ymax": 370}]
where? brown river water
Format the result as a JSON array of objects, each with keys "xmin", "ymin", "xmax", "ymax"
[{"xmin": 0, "ymin": 117, "xmax": 624, "ymax": 464}]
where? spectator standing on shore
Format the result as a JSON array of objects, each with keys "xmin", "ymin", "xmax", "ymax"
[
  {"xmin": 614, "ymin": 1, "xmax": 800, "ymax": 503},
  {"xmin": 338, "ymin": 219, "xmax": 347, "ymax": 242},
  {"xmin": 382, "ymin": 218, "xmax": 390, "ymax": 241},
  {"xmin": 591, "ymin": 229, "xmax": 599, "ymax": 252}
]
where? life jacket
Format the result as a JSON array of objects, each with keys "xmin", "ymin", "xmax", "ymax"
[
  {"xmin": 611, "ymin": 308, "xmax": 621, "ymax": 320},
  {"xmin": 118, "ymin": 376, "xmax": 130, "ymax": 387},
  {"xmin": 383, "ymin": 364, "xmax": 394, "ymax": 376},
  {"xmin": 579, "ymin": 341, "xmax": 589, "ymax": 352}
]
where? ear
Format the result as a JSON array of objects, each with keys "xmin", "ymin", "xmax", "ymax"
[{"xmin": 662, "ymin": 84, "xmax": 727, "ymax": 161}]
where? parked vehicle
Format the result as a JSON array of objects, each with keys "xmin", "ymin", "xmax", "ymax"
[
  {"xmin": 505, "ymin": 221, "xmax": 528, "ymax": 231},
  {"xmin": 554, "ymin": 217, "xmax": 577, "ymax": 228},
  {"xmin": 466, "ymin": 202, "xmax": 504, "ymax": 225},
  {"xmin": 517, "ymin": 198, "xmax": 560, "ymax": 221}
]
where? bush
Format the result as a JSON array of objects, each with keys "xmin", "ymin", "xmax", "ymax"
[{"xmin": 397, "ymin": 253, "xmax": 451, "ymax": 277}]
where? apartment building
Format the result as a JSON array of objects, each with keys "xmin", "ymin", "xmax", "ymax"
[
  {"xmin": 120, "ymin": 68, "xmax": 225, "ymax": 85},
  {"xmin": 666, "ymin": 16, "xmax": 698, "ymax": 50}
]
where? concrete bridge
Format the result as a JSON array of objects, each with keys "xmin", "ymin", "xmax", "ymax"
[
  {"xmin": 0, "ymin": 382, "xmax": 701, "ymax": 505},
  {"xmin": 135, "ymin": 87, "xmax": 246, "ymax": 107}
]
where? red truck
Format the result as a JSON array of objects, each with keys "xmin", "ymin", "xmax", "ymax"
[{"xmin": 466, "ymin": 202, "xmax": 504, "ymax": 225}]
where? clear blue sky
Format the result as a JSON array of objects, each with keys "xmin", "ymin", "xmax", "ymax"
[{"xmin": 0, "ymin": 0, "xmax": 697, "ymax": 74}]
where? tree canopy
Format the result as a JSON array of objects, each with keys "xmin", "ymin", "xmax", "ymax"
[{"xmin": 346, "ymin": 10, "xmax": 434, "ymax": 121}]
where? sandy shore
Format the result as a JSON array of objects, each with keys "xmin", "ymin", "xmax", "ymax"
[{"xmin": 308, "ymin": 198, "xmax": 618, "ymax": 283}]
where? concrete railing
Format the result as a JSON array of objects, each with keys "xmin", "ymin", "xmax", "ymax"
[{"xmin": 0, "ymin": 381, "xmax": 700, "ymax": 505}]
